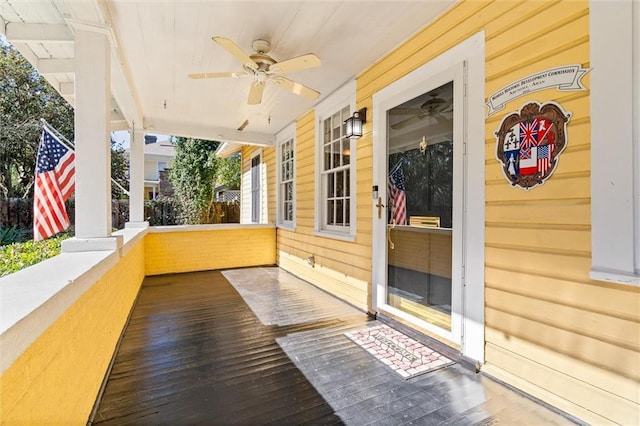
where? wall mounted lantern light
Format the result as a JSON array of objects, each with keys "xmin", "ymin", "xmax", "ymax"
[{"xmin": 344, "ymin": 107, "xmax": 367, "ymax": 138}]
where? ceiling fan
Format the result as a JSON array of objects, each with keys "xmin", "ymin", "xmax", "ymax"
[
  {"xmin": 188, "ymin": 37, "xmax": 322, "ymax": 105},
  {"xmin": 390, "ymin": 92, "xmax": 452, "ymax": 130}
]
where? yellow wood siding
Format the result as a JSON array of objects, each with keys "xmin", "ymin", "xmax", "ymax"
[
  {"xmin": 354, "ymin": 1, "xmax": 639, "ymax": 424},
  {"xmin": 0, "ymin": 240, "xmax": 145, "ymax": 424},
  {"xmin": 273, "ymin": 110, "xmax": 370, "ymax": 311}
]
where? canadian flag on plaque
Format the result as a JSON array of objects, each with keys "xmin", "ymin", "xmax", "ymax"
[{"xmin": 495, "ymin": 102, "xmax": 570, "ymax": 190}]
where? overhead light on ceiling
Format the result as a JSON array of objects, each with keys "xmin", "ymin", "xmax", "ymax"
[{"xmin": 344, "ymin": 107, "xmax": 367, "ymax": 139}]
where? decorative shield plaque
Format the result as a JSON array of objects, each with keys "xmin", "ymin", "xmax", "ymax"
[{"xmin": 495, "ymin": 101, "xmax": 571, "ymax": 190}]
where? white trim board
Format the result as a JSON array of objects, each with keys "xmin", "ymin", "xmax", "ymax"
[{"xmin": 589, "ymin": 1, "xmax": 640, "ymax": 286}]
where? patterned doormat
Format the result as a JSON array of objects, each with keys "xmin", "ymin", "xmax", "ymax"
[{"xmin": 345, "ymin": 324, "xmax": 454, "ymax": 379}]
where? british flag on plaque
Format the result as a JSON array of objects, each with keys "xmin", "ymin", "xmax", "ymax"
[{"xmin": 495, "ymin": 101, "xmax": 571, "ymax": 190}]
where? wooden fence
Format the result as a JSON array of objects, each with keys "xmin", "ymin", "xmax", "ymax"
[{"xmin": 1, "ymin": 198, "xmax": 240, "ymax": 231}]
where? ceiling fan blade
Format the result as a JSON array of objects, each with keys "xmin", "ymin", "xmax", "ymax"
[
  {"xmin": 212, "ymin": 36, "xmax": 258, "ymax": 69},
  {"xmin": 433, "ymin": 112, "xmax": 451, "ymax": 124},
  {"xmin": 248, "ymin": 82, "xmax": 265, "ymax": 105},
  {"xmin": 272, "ymin": 76, "xmax": 320, "ymax": 100},
  {"xmin": 389, "ymin": 108, "xmax": 423, "ymax": 115},
  {"xmin": 270, "ymin": 53, "xmax": 321, "ymax": 75},
  {"xmin": 188, "ymin": 72, "xmax": 243, "ymax": 79},
  {"xmin": 391, "ymin": 115, "xmax": 425, "ymax": 130}
]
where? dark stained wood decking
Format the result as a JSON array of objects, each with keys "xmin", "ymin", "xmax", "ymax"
[{"xmin": 92, "ymin": 268, "xmax": 578, "ymax": 425}]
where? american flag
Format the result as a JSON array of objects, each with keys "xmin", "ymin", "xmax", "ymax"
[
  {"xmin": 33, "ymin": 126, "xmax": 75, "ymax": 241},
  {"xmin": 388, "ymin": 161, "xmax": 407, "ymax": 225},
  {"xmin": 537, "ymin": 144, "xmax": 551, "ymax": 175}
]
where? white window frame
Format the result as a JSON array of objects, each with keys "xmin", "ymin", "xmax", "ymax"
[
  {"xmin": 156, "ymin": 161, "xmax": 167, "ymax": 179},
  {"xmin": 276, "ymin": 123, "xmax": 296, "ymax": 229},
  {"xmin": 590, "ymin": 1, "xmax": 640, "ymax": 286},
  {"xmin": 314, "ymin": 80, "xmax": 357, "ymax": 240}
]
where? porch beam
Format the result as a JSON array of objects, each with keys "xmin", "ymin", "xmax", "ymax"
[
  {"xmin": 4, "ymin": 22, "xmax": 74, "ymax": 43},
  {"xmin": 110, "ymin": 120, "xmax": 129, "ymax": 131},
  {"xmin": 96, "ymin": 2, "xmax": 144, "ymax": 128},
  {"xmin": 58, "ymin": 82, "xmax": 74, "ymax": 95},
  {"xmin": 38, "ymin": 58, "xmax": 75, "ymax": 75},
  {"xmin": 144, "ymin": 118, "xmax": 275, "ymax": 146},
  {"xmin": 11, "ymin": 42, "xmax": 39, "ymax": 66}
]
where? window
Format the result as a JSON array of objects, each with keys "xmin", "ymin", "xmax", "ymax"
[
  {"xmin": 277, "ymin": 126, "xmax": 295, "ymax": 228},
  {"xmin": 322, "ymin": 106, "xmax": 351, "ymax": 229},
  {"xmin": 314, "ymin": 80, "xmax": 356, "ymax": 239},
  {"xmin": 251, "ymin": 155, "xmax": 261, "ymax": 223},
  {"xmin": 156, "ymin": 161, "xmax": 168, "ymax": 179}
]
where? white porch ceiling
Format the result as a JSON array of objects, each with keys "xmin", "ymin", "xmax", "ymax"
[{"xmin": 0, "ymin": 0, "xmax": 455, "ymax": 145}]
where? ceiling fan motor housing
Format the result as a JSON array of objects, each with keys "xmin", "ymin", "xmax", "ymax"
[{"xmin": 252, "ymin": 39, "xmax": 272, "ymax": 54}]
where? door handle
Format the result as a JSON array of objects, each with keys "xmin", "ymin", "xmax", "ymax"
[
  {"xmin": 388, "ymin": 219, "xmax": 395, "ymax": 250},
  {"xmin": 375, "ymin": 197, "xmax": 385, "ymax": 219}
]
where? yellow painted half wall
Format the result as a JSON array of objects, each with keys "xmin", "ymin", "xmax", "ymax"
[
  {"xmin": 145, "ymin": 226, "xmax": 276, "ymax": 275},
  {"xmin": 0, "ymin": 239, "xmax": 145, "ymax": 425}
]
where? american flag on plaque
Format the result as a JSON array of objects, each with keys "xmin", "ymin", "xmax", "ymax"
[{"xmin": 495, "ymin": 101, "xmax": 571, "ymax": 190}]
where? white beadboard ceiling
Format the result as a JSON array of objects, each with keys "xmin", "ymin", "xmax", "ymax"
[{"xmin": 0, "ymin": 0, "xmax": 456, "ymax": 145}]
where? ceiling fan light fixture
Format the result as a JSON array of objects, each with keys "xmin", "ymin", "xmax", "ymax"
[
  {"xmin": 345, "ymin": 107, "xmax": 367, "ymax": 139},
  {"xmin": 194, "ymin": 36, "xmax": 322, "ymax": 105}
]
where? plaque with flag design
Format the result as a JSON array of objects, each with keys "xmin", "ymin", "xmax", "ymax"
[{"xmin": 495, "ymin": 101, "xmax": 570, "ymax": 190}]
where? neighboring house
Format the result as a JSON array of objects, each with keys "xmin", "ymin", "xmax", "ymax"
[{"xmin": 141, "ymin": 136, "xmax": 176, "ymax": 199}]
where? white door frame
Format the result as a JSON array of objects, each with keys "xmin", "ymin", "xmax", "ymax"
[{"xmin": 371, "ymin": 31, "xmax": 486, "ymax": 362}]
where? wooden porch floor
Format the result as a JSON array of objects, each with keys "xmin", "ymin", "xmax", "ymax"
[{"xmin": 91, "ymin": 267, "xmax": 577, "ymax": 425}]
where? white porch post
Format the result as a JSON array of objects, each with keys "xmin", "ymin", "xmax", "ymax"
[
  {"xmin": 126, "ymin": 127, "xmax": 148, "ymax": 228},
  {"xmin": 62, "ymin": 28, "xmax": 121, "ymax": 252}
]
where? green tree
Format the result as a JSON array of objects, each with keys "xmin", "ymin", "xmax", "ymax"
[
  {"xmin": 169, "ymin": 137, "xmax": 221, "ymax": 224},
  {"xmin": 217, "ymin": 153, "xmax": 241, "ymax": 189},
  {"xmin": 110, "ymin": 137, "xmax": 129, "ymax": 199},
  {"xmin": 0, "ymin": 39, "xmax": 74, "ymax": 199},
  {"xmin": 0, "ymin": 37, "xmax": 129, "ymax": 204}
]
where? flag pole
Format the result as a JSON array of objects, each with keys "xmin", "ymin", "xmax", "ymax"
[
  {"xmin": 39, "ymin": 118, "xmax": 130, "ymax": 196},
  {"xmin": 40, "ymin": 118, "xmax": 75, "ymax": 151}
]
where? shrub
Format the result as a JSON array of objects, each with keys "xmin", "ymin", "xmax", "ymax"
[
  {"xmin": 0, "ymin": 226, "xmax": 29, "ymax": 245},
  {"xmin": 0, "ymin": 232, "xmax": 71, "ymax": 277}
]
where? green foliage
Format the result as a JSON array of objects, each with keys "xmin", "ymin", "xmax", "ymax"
[
  {"xmin": 0, "ymin": 232, "xmax": 70, "ymax": 277},
  {"xmin": 389, "ymin": 141, "xmax": 453, "ymax": 227},
  {"xmin": 217, "ymin": 153, "xmax": 241, "ymax": 189},
  {"xmin": 169, "ymin": 137, "xmax": 221, "ymax": 224},
  {"xmin": 0, "ymin": 39, "xmax": 75, "ymax": 200},
  {"xmin": 110, "ymin": 138, "xmax": 130, "ymax": 199},
  {"xmin": 0, "ymin": 225, "xmax": 28, "ymax": 245}
]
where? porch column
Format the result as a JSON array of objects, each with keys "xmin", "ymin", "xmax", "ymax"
[
  {"xmin": 62, "ymin": 28, "xmax": 121, "ymax": 252},
  {"xmin": 126, "ymin": 127, "xmax": 148, "ymax": 228}
]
